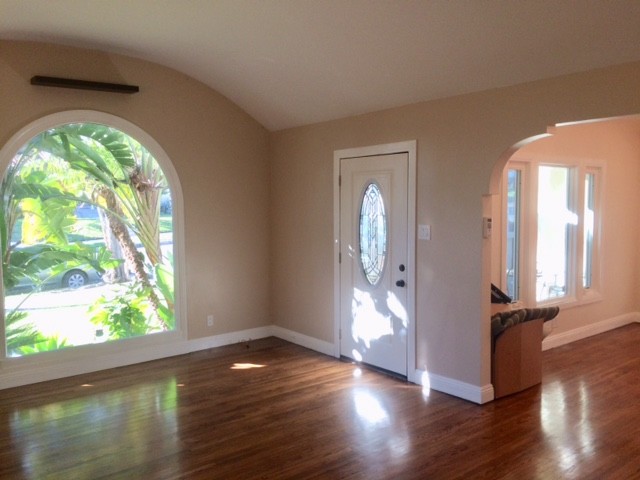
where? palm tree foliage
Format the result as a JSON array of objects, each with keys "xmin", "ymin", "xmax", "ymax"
[{"xmin": 1, "ymin": 151, "xmax": 117, "ymax": 291}]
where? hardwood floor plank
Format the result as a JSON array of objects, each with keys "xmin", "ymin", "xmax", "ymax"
[{"xmin": 1, "ymin": 326, "xmax": 639, "ymax": 479}]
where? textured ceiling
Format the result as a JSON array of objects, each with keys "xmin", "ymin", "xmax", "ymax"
[{"xmin": 2, "ymin": 0, "xmax": 640, "ymax": 131}]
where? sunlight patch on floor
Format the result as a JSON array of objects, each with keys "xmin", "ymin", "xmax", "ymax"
[
  {"xmin": 230, "ymin": 363, "xmax": 266, "ymax": 370},
  {"xmin": 353, "ymin": 390, "xmax": 389, "ymax": 427}
]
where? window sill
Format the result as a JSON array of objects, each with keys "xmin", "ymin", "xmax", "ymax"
[{"xmin": 536, "ymin": 290, "xmax": 602, "ymax": 311}]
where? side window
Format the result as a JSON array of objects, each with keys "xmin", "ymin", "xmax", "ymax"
[
  {"xmin": 504, "ymin": 167, "xmax": 522, "ymax": 301},
  {"xmin": 582, "ymin": 168, "xmax": 602, "ymax": 291},
  {"xmin": 536, "ymin": 165, "xmax": 571, "ymax": 302}
]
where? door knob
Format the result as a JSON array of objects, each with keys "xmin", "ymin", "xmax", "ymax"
[{"xmin": 395, "ymin": 279, "xmax": 406, "ymax": 287}]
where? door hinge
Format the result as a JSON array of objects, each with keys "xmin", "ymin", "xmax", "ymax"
[
  {"xmin": 339, "ymin": 175, "xmax": 342, "ymax": 187},
  {"xmin": 339, "ymin": 252, "xmax": 342, "ymax": 263}
]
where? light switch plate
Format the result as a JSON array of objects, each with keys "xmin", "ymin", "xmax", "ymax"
[{"xmin": 418, "ymin": 224, "xmax": 431, "ymax": 240}]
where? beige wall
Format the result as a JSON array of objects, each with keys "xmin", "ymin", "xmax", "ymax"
[
  {"xmin": 0, "ymin": 41, "xmax": 271, "ymax": 341},
  {"xmin": 270, "ymin": 62, "xmax": 640, "ymax": 388},
  {"xmin": 499, "ymin": 118, "xmax": 640, "ymax": 334}
]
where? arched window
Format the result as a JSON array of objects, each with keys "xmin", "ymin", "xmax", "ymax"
[{"xmin": 1, "ymin": 112, "xmax": 184, "ymax": 360}]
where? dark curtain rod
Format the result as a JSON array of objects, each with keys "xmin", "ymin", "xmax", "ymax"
[{"xmin": 30, "ymin": 76, "xmax": 139, "ymax": 94}]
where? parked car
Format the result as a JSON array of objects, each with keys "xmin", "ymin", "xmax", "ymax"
[
  {"xmin": 59, "ymin": 267, "xmax": 99, "ymax": 289},
  {"xmin": 6, "ymin": 242, "xmax": 106, "ymax": 294},
  {"xmin": 8, "ymin": 262, "xmax": 102, "ymax": 293}
]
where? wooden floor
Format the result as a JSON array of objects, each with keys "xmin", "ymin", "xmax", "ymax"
[{"xmin": 1, "ymin": 324, "xmax": 639, "ymax": 479}]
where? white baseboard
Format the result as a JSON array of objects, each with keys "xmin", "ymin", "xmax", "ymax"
[
  {"xmin": 187, "ymin": 326, "xmax": 273, "ymax": 353},
  {"xmin": 1, "ymin": 333, "xmax": 191, "ymax": 390},
  {"xmin": 542, "ymin": 312, "xmax": 640, "ymax": 351},
  {"xmin": 0, "ymin": 327, "xmax": 275, "ymax": 390},
  {"xmin": 272, "ymin": 328, "xmax": 496, "ymax": 404},
  {"xmin": 6, "ymin": 314, "xmax": 635, "ymax": 396},
  {"xmin": 414, "ymin": 368, "xmax": 494, "ymax": 404},
  {"xmin": 270, "ymin": 325, "xmax": 335, "ymax": 356},
  {"xmin": 0, "ymin": 325, "xmax": 331, "ymax": 390}
]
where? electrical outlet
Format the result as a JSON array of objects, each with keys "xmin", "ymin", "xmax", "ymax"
[{"xmin": 207, "ymin": 314, "xmax": 214, "ymax": 327}]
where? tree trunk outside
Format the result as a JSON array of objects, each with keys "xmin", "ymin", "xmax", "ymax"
[
  {"xmin": 95, "ymin": 185, "xmax": 168, "ymax": 331},
  {"xmin": 97, "ymin": 206, "xmax": 127, "ymax": 283}
]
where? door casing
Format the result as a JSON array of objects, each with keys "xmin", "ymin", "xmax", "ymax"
[{"xmin": 333, "ymin": 141, "xmax": 417, "ymax": 383}]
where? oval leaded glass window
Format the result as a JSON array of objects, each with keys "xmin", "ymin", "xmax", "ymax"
[{"xmin": 359, "ymin": 182, "xmax": 387, "ymax": 285}]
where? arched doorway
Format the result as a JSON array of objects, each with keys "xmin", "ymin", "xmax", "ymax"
[{"xmin": 486, "ymin": 115, "xmax": 640, "ymax": 353}]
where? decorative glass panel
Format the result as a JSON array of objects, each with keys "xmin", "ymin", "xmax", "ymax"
[{"xmin": 359, "ymin": 183, "xmax": 387, "ymax": 285}]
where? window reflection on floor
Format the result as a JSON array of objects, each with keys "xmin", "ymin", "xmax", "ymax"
[
  {"xmin": 9, "ymin": 378, "xmax": 179, "ymax": 478},
  {"xmin": 540, "ymin": 380, "xmax": 595, "ymax": 474},
  {"xmin": 353, "ymin": 389, "xmax": 390, "ymax": 427}
]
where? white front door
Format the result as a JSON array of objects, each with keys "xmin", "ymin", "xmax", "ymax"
[{"xmin": 339, "ymin": 153, "xmax": 408, "ymax": 375}]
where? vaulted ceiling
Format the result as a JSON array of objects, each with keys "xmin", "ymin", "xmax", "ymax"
[{"xmin": 2, "ymin": 0, "xmax": 640, "ymax": 131}]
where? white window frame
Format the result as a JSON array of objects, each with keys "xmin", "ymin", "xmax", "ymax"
[
  {"xmin": 580, "ymin": 166, "xmax": 603, "ymax": 303},
  {"xmin": 501, "ymin": 157, "xmax": 603, "ymax": 309},
  {"xmin": 0, "ymin": 110, "xmax": 187, "ymax": 386},
  {"xmin": 500, "ymin": 161, "xmax": 530, "ymax": 301}
]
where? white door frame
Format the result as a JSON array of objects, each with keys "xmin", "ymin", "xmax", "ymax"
[{"xmin": 333, "ymin": 140, "xmax": 417, "ymax": 383}]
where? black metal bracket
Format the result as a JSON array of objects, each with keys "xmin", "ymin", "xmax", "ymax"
[{"xmin": 30, "ymin": 76, "xmax": 139, "ymax": 94}]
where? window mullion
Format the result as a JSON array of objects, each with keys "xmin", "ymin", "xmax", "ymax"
[
  {"xmin": 583, "ymin": 167, "xmax": 601, "ymax": 294},
  {"xmin": 567, "ymin": 166, "xmax": 582, "ymax": 301},
  {"xmin": 524, "ymin": 162, "xmax": 538, "ymax": 305},
  {"xmin": 576, "ymin": 166, "xmax": 588, "ymax": 299}
]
